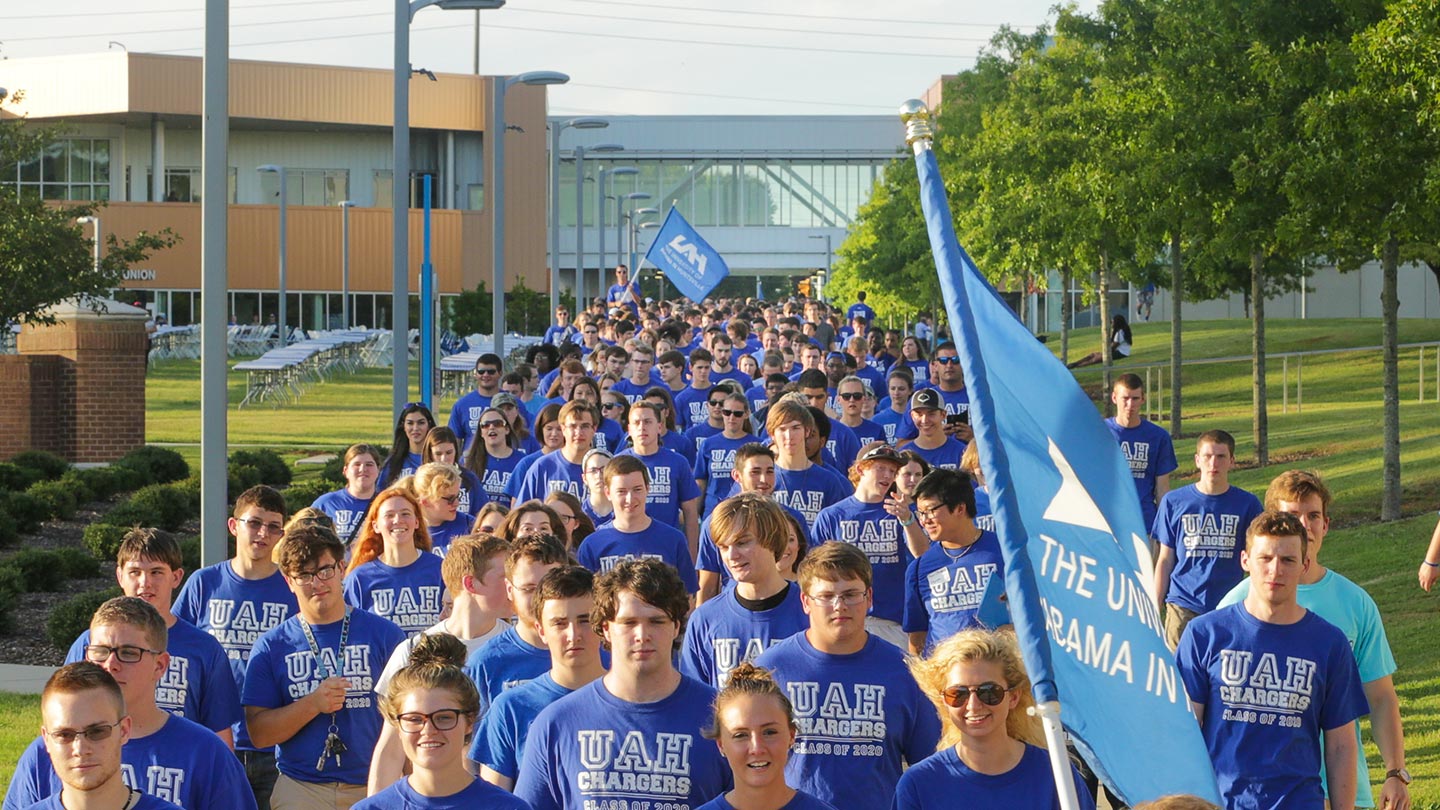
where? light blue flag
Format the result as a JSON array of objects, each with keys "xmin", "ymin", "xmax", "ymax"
[
  {"xmin": 975, "ymin": 567, "xmax": 1011, "ymax": 630},
  {"xmin": 906, "ymin": 108, "xmax": 1220, "ymax": 805},
  {"xmin": 644, "ymin": 207, "xmax": 730, "ymax": 303}
]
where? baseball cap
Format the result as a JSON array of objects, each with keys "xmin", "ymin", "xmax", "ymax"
[
  {"xmin": 491, "ymin": 393, "xmax": 521, "ymax": 409},
  {"xmin": 858, "ymin": 444, "xmax": 903, "ymax": 466},
  {"xmin": 909, "ymin": 389, "xmax": 943, "ymax": 412}
]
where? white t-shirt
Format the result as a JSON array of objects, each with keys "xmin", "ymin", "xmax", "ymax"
[{"xmin": 375, "ymin": 617, "xmax": 509, "ymax": 696}]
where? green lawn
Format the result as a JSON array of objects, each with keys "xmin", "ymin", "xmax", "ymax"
[{"xmin": 0, "ymin": 692, "xmax": 40, "ymax": 796}]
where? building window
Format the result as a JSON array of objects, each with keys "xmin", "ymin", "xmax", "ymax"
[
  {"xmin": 8, "ymin": 138, "xmax": 111, "ymax": 201},
  {"xmin": 373, "ymin": 170, "xmax": 441, "ymax": 209},
  {"xmin": 260, "ymin": 168, "xmax": 349, "ymax": 206},
  {"xmin": 143, "ymin": 167, "xmax": 239, "ymax": 202}
]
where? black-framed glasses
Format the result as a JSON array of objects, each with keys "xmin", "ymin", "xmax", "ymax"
[
  {"xmin": 916, "ymin": 504, "xmax": 951, "ymax": 522},
  {"xmin": 45, "ymin": 719, "xmax": 126, "ymax": 746},
  {"xmin": 85, "ymin": 644, "xmax": 162, "ymax": 665},
  {"xmin": 941, "ymin": 682, "xmax": 1011, "ymax": 707},
  {"xmin": 475, "ymin": 367, "xmax": 499, "ymax": 375},
  {"xmin": 291, "ymin": 563, "xmax": 341, "ymax": 585},
  {"xmin": 935, "ymin": 356, "xmax": 961, "ymax": 365},
  {"xmin": 555, "ymin": 512, "xmax": 578, "ymax": 524},
  {"xmin": 439, "ymin": 494, "xmax": 461, "ymax": 505},
  {"xmin": 395, "ymin": 708, "xmax": 469, "ymax": 733},
  {"xmin": 242, "ymin": 517, "xmax": 285, "ymax": 536},
  {"xmin": 838, "ymin": 392, "xmax": 865, "ymax": 401},
  {"xmin": 721, "ymin": 409, "xmax": 747, "ymax": 418}
]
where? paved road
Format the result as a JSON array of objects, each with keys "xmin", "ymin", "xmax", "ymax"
[{"xmin": 0, "ymin": 663, "xmax": 58, "ymax": 695}]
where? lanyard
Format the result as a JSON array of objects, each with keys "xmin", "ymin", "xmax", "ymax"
[{"xmin": 298, "ymin": 608, "xmax": 351, "ymax": 679}]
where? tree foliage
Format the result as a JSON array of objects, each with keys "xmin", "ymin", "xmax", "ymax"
[{"xmin": 0, "ymin": 93, "xmax": 178, "ymax": 327}]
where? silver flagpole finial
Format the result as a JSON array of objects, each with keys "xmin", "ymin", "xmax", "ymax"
[{"xmin": 900, "ymin": 99, "xmax": 935, "ymax": 147}]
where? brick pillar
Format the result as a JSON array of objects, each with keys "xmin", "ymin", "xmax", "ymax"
[
  {"xmin": 16, "ymin": 298, "xmax": 149, "ymax": 463},
  {"xmin": 0, "ymin": 355, "xmax": 65, "ymax": 459}
]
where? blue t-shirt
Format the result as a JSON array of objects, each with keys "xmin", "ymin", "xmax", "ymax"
[
  {"xmin": 455, "ymin": 467, "xmax": 484, "ymax": 517},
  {"xmin": 699, "ymin": 791, "xmax": 838, "ymax": 810},
  {"xmin": 811, "ymin": 497, "xmax": 915, "ymax": 624},
  {"xmin": 744, "ymin": 384, "xmax": 771, "ymax": 414},
  {"xmin": 846, "ymin": 302, "xmax": 876, "ymax": 324},
  {"xmin": 895, "ymin": 387, "xmax": 969, "ymax": 440},
  {"xmin": 469, "ymin": 671, "xmax": 574, "ymax": 779},
  {"xmin": 755, "ymin": 634, "xmax": 942, "ymax": 810},
  {"xmin": 843, "ymin": 417, "xmax": 887, "ymax": 449},
  {"xmin": 342, "ymin": 553, "xmax": 446, "ymax": 634},
  {"xmin": 1176, "ymin": 604, "xmax": 1369, "ymax": 810},
  {"xmin": 906, "ymin": 436, "xmax": 967, "ymax": 471},
  {"xmin": 661, "ymin": 430, "xmax": 699, "ymax": 469},
  {"xmin": 607, "ymin": 282, "xmax": 641, "ymax": 320},
  {"xmin": 824, "ymin": 420, "xmax": 861, "ymax": 473},
  {"xmin": 595, "ymin": 417, "xmax": 626, "ymax": 454},
  {"xmin": 4, "ymin": 715, "xmax": 254, "ymax": 810},
  {"xmin": 543, "ymin": 323, "xmax": 576, "ymax": 347},
  {"xmin": 616, "ymin": 448, "xmax": 701, "ymax": 529},
  {"xmin": 173, "ymin": 562, "xmax": 298, "ymax": 749},
  {"xmin": 472, "ymin": 452, "xmax": 525, "ymax": 508},
  {"xmin": 773, "ymin": 465, "xmax": 854, "ymax": 531},
  {"xmin": 515, "ymin": 452, "xmax": 586, "ymax": 503},
  {"xmin": 65, "ymin": 621, "xmax": 241, "ymax": 736},
  {"xmin": 506, "ymin": 451, "xmax": 549, "ymax": 501},
  {"xmin": 901, "ymin": 531, "xmax": 1005, "ymax": 652},
  {"xmin": 695, "ymin": 433, "xmax": 751, "ymax": 516},
  {"xmin": 611, "ymin": 377, "xmax": 653, "ymax": 404},
  {"xmin": 893, "ymin": 744, "xmax": 1094, "ymax": 810},
  {"xmin": 675, "ymin": 386, "xmax": 713, "ymax": 429},
  {"xmin": 427, "ymin": 512, "xmax": 476, "ymax": 556},
  {"xmin": 872, "ymin": 409, "xmax": 905, "ymax": 445},
  {"xmin": 378, "ymin": 452, "xmax": 424, "ymax": 488},
  {"xmin": 680, "ymin": 583, "xmax": 807, "ymax": 688},
  {"xmin": 514, "ymin": 676, "xmax": 731, "ymax": 810},
  {"xmin": 312, "ymin": 488, "xmax": 376, "ymax": 544},
  {"xmin": 973, "ymin": 487, "xmax": 994, "ymax": 532},
  {"xmin": 1106, "ymin": 417, "xmax": 1179, "ymax": 532},
  {"xmin": 685, "ymin": 423, "xmax": 725, "ymax": 461},
  {"xmin": 578, "ymin": 521, "xmax": 699, "ymax": 593},
  {"xmin": 1219, "ymin": 570, "xmax": 1397, "ymax": 809},
  {"xmin": 241, "ymin": 609, "xmax": 405, "ymax": 786},
  {"xmin": 352, "ymin": 775, "xmax": 531, "ymax": 810},
  {"xmin": 889, "ymin": 358, "xmax": 929, "ymax": 386},
  {"xmin": 1153, "ymin": 484, "xmax": 1264, "ymax": 613},
  {"xmin": 448, "ymin": 390, "xmax": 494, "ymax": 450},
  {"xmin": 710, "ymin": 367, "xmax": 753, "ymax": 390},
  {"xmin": 463, "ymin": 625, "xmax": 553, "ymax": 719},
  {"xmin": 696, "ymin": 502, "xmax": 811, "ymax": 585},
  {"xmin": 24, "ymin": 795, "xmax": 183, "ymax": 810}
]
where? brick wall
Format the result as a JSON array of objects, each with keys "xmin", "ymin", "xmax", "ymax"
[{"xmin": 0, "ymin": 355, "xmax": 67, "ymax": 459}]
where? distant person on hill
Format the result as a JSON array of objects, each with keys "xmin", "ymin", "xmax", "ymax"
[
  {"xmin": 1067, "ymin": 314, "xmax": 1132, "ymax": 369},
  {"xmin": 1106, "ymin": 373, "xmax": 1178, "ymax": 539}
]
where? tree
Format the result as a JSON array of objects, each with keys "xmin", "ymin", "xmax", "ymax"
[
  {"xmin": 0, "ymin": 93, "xmax": 177, "ymax": 327},
  {"xmin": 448, "ymin": 281, "xmax": 494, "ymax": 336}
]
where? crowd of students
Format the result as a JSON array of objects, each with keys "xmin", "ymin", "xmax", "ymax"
[{"xmin": 8, "ymin": 269, "xmax": 1414, "ymax": 810}]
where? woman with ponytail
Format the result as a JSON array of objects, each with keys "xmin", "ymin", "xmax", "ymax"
[{"xmin": 354, "ymin": 633, "xmax": 529, "ymax": 809}]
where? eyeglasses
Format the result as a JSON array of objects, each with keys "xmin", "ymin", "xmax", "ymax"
[
  {"xmin": 838, "ymin": 392, "xmax": 865, "ymax": 401},
  {"xmin": 805, "ymin": 589, "xmax": 868, "ymax": 608},
  {"xmin": 475, "ymin": 368, "xmax": 499, "ymax": 376},
  {"xmin": 439, "ymin": 494, "xmax": 461, "ymax": 505},
  {"xmin": 721, "ymin": 409, "xmax": 747, "ymax": 418},
  {"xmin": 941, "ymin": 682, "xmax": 1011, "ymax": 707},
  {"xmin": 916, "ymin": 504, "xmax": 951, "ymax": 522},
  {"xmin": 84, "ymin": 644, "xmax": 162, "ymax": 665},
  {"xmin": 584, "ymin": 466, "xmax": 607, "ymax": 476},
  {"xmin": 479, "ymin": 420, "xmax": 507, "ymax": 430},
  {"xmin": 45, "ymin": 719, "xmax": 125, "ymax": 746},
  {"xmin": 935, "ymin": 356, "xmax": 961, "ymax": 365},
  {"xmin": 242, "ymin": 517, "xmax": 285, "ymax": 536},
  {"xmin": 395, "ymin": 708, "xmax": 469, "ymax": 733},
  {"xmin": 584, "ymin": 329, "xmax": 599, "ymax": 335},
  {"xmin": 707, "ymin": 400, "xmax": 726, "ymax": 407},
  {"xmin": 291, "ymin": 563, "xmax": 341, "ymax": 585},
  {"xmin": 603, "ymin": 402, "xmax": 624, "ymax": 410},
  {"xmin": 555, "ymin": 512, "xmax": 578, "ymax": 524}
]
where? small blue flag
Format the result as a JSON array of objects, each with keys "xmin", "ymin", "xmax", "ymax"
[
  {"xmin": 644, "ymin": 208, "xmax": 730, "ymax": 303},
  {"xmin": 975, "ymin": 568, "xmax": 1011, "ymax": 630}
]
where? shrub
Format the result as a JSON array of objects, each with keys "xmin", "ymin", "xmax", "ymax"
[
  {"xmin": 228, "ymin": 465, "xmax": 263, "ymax": 502},
  {"xmin": 83, "ymin": 523, "xmax": 131, "ymax": 562},
  {"xmin": 0, "ymin": 491, "xmax": 47, "ymax": 533},
  {"xmin": 129, "ymin": 484, "xmax": 196, "ymax": 531},
  {"xmin": 283, "ymin": 479, "xmax": 333, "ymax": 512},
  {"xmin": 175, "ymin": 476, "xmax": 203, "ymax": 514},
  {"xmin": 320, "ymin": 454, "xmax": 346, "ymax": 485},
  {"xmin": 179, "ymin": 536, "xmax": 202, "ymax": 574},
  {"xmin": 0, "ymin": 462, "xmax": 41, "ymax": 494},
  {"xmin": 101, "ymin": 499, "xmax": 163, "ymax": 532},
  {"xmin": 116, "ymin": 446, "xmax": 189, "ymax": 485},
  {"xmin": 4, "ymin": 549, "xmax": 68, "ymax": 593},
  {"xmin": 0, "ymin": 565, "xmax": 24, "ymax": 633},
  {"xmin": 0, "ymin": 504, "xmax": 16, "ymax": 548},
  {"xmin": 53, "ymin": 547, "xmax": 101, "ymax": 580},
  {"xmin": 229, "ymin": 449, "xmax": 292, "ymax": 487},
  {"xmin": 56, "ymin": 471, "xmax": 95, "ymax": 506},
  {"xmin": 107, "ymin": 463, "xmax": 150, "ymax": 493},
  {"xmin": 72, "ymin": 467, "xmax": 121, "ymax": 501},
  {"xmin": 26, "ymin": 480, "xmax": 79, "ymax": 521},
  {"xmin": 47, "ymin": 587, "xmax": 122, "ymax": 649},
  {"xmin": 9, "ymin": 450, "xmax": 70, "ymax": 482}
]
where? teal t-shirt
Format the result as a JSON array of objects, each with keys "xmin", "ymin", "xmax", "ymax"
[{"xmin": 1219, "ymin": 568, "xmax": 1396, "ymax": 808}]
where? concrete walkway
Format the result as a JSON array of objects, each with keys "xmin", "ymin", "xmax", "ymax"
[{"xmin": 0, "ymin": 663, "xmax": 58, "ymax": 695}]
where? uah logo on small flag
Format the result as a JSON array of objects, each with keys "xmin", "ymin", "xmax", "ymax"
[{"xmin": 644, "ymin": 207, "xmax": 730, "ymax": 303}]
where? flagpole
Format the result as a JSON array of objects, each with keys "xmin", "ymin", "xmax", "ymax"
[{"xmin": 901, "ymin": 99, "xmax": 1083, "ymax": 810}]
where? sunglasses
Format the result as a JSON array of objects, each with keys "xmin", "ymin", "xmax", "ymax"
[
  {"xmin": 941, "ymin": 682, "xmax": 1011, "ymax": 707},
  {"xmin": 480, "ymin": 420, "xmax": 507, "ymax": 430},
  {"xmin": 935, "ymin": 356, "xmax": 961, "ymax": 365},
  {"xmin": 603, "ymin": 402, "xmax": 625, "ymax": 410},
  {"xmin": 475, "ymin": 368, "xmax": 499, "ymax": 375},
  {"xmin": 440, "ymin": 494, "xmax": 461, "ymax": 505},
  {"xmin": 838, "ymin": 392, "xmax": 865, "ymax": 401},
  {"xmin": 721, "ymin": 409, "xmax": 747, "ymax": 418},
  {"xmin": 707, "ymin": 400, "xmax": 726, "ymax": 407}
]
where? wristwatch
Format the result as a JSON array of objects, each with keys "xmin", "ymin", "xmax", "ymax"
[{"xmin": 1385, "ymin": 767, "xmax": 1411, "ymax": 785}]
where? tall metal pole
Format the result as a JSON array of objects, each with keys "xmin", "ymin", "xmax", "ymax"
[
  {"xmin": 574, "ymin": 145, "xmax": 586, "ymax": 313},
  {"xmin": 339, "ymin": 201, "xmax": 354, "ymax": 328},
  {"xmin": 200, "ymin": 0, "xmax": 229, "ymax": 566},
  {"xmin": 392, "ymin": 0, "xmax": 411, "ymax": 419},
  {"xmin": 597, "ymin": 166, "xmax": 609, "ymax": 288},
  {"xmin": 492, "ymin": 78, "xmax": 508, "ymax": 358},
  {"xmin": 77, "ymin": 216, "xmax": 101, "ymax": 273},
  {"xmin": 276, "ymin": 169, "xmax": 288, "ymax": 345},
  {"xmin": 421, "ymin": 174, "xmax": 436, "ymax": 406},
  {"xmin": 550, "ymin": 123, "xmax": 563, "ymax": 317}
]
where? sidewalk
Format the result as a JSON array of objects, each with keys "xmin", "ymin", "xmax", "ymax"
[{"xmin": 0, "ymin": 663, "xmax": 58, "ymax": 695}]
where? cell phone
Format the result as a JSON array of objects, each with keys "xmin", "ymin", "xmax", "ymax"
[{"xmin": 946, "ymin": 412, "xmax": 969, "ymax": 427}]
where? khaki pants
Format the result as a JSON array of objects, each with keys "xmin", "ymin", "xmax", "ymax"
[
  {"xmin": 1163, "ymin": 604, "xmax": 1200, "ymax": 651},
  {"xmin": 269, "ymin": 773, "xmax": 366, "ymax": 810}
]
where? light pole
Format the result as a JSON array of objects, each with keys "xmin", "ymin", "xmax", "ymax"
[
  {"xmin": 492, "ymin": 70, "xmax": 568, "ymax": 358},
  {"xmin": 627, "ymin": 207, "xmax": 658, "ymax": 272},
  {"xmin": 338, "ymin": 201, "xmax": 355, "ymax": 328},
  {"xmin": 598, "ymin": 167, "xmax": 637, "ymax": 278},
  {"xmin": 618, "ymin": 191, "xmax": 651, "ymax": 263},
  {"xmin": 549, "ymin": 118, "xmax": 608, "ymax": 317},
  {"xmin": 395, "ymin": 0, "xmax": 505, "ymax": 419},
  {"xmin": 573, "ymin": 143, "xmax": 622, "ymax": 315},
  {"xmin": 809, "ymin": 234, "xmax": 832, "ymax": 302},
  {"xmin": 258, "ymin": 164, "xmax": 288, "ymax": 345},
  {"xmin": 75, "ymin": 216, "xmax": 101, "ymax": 274}
]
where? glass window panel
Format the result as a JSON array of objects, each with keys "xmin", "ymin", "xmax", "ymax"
[
  {"xmin": 374, "ymin": 171, "xmax": 393, "ymax": 208},
  {"xmin": 42, "ymin": 144, "xmax": 67, "ymax": 183},
  {"xmin": 228, "ymin": 167, "xmax": 238, "ymax": 203},
  {"xmin": 354, "ymin": 294, "xmax": 374, "ymax": 330},
  {"xmin": 42, "ymin": 183, "xmax": 67, "ymax": 200},
  {"xmin": 93, "ymin": 141, "xmax": 110, "ymax": 183},
  {"xmin": 69, "ymin": 142, "xmax": 92, "ymax": 183},
  {"xmin": 172, "ymin": 291, "xmax": 193, "ymax": 326},
  {"xmin": 19, "ymin": 157, "xmax": 40, "ymax": 183},
  {"xmin": 468, "ymin": 183, "xmax": 484, "ymax": 210},
  {"xmin": 232, "ymin": 292, "xmax": 259, "ymax": 326}
]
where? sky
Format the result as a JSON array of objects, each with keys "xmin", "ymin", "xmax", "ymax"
[{"xmin": 0, "ymin": 0, "xmax": 1093, "ymax": 116}]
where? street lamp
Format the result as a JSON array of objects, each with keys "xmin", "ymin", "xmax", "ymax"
[
  {"xmin": 492, "ymin": 70, "xmax": 569, "ymax": 358},
  {"xmin": 598, "ymin": 166, "xmax": 638, "ymax": 284},
  {"xmin": 636, "ymin": 220, "xmax": 661, "ymax": 301},
  {"xmin": 338, "ymin": 201, "xmax": 356, "ymax": 328},
  {"xmin": 618, "ymin": 191, "xmax": 651, "ymax": 263},
  {"xmin": 258, "ymin": 164, "xmax": 288, "ymax": 346},
  {"xmin": 623, "ymin": 204, "xmax": 657, "ymax": 272},
  {"xmin": 394, "ymin": 0, "xmax": 506, "ymax": 418},
  {"xmin": 549, "ymin": 118, "xmax": 608, "ymax": 316},
  {"xmin": 573, "ymin": 143, "xmax": 623, "ymax": 314},
  {"xmin": 75, "ymin": 215, "xmax": 101, "ymax": 274},
  {"xmin": 809, "ymin": 234, "xmax": 832, "ymax": 302}
]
